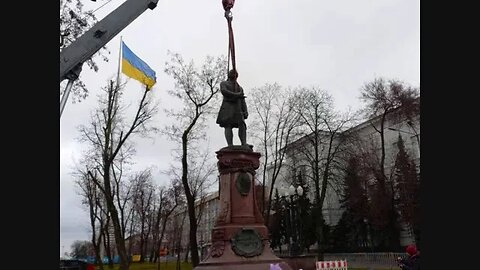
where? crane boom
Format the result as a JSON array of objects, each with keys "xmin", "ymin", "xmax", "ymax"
[{"xmin": 60, "ymin": 0, "xmax": 159, "ymax": 81}]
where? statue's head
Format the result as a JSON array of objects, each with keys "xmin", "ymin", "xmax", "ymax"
[{"xmin": 228, "ymin": 69, "xmax": 238, "ymax": 80}]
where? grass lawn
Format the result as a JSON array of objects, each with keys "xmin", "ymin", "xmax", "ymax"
[{"xmin": 106, "ymin": 262, "xmax": 193, "ymax": 270}]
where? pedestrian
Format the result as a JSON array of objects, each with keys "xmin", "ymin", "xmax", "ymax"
[{"xmin": 397, "ymin": 244, "xmax": 420, "ymax": 270}]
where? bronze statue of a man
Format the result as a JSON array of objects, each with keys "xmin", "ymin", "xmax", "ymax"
[{"xmin": 216, "ymin": 69, "xmax": 248, "ymax": 146}]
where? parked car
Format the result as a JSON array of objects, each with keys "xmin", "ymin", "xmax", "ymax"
[{"xmin": 60, "ymin": 259, "xmax": 95, "ymax": 270}]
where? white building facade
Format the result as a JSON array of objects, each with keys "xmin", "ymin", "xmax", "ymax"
[{"xmin": 267, "ymin": 103, "xmax": 420, "ymax": 246}]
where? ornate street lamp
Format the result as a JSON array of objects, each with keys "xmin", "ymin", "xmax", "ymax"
[
  {"xmin": 297, "ymin": 185, "xmax": 304, "ymax": 196},
  {"xmin": 284, "ymin": 184, "xmax": 304, "ymax": 257}
]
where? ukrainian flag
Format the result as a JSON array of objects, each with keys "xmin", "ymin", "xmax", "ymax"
[{"xmin": 121, "ymin": 41, "xmax": 156, "ymax": 89}]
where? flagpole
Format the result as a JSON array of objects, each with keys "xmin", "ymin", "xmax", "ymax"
[
  {"xmin": 116, "ymin": 36, "xmax": 123, "ymax": 88},
  {"xmin": 113, "ymin": 36, "xmax": 123, "ymax": 112}
]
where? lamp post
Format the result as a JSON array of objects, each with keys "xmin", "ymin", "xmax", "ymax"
[
  {"xmin": 199, "ymin": 239, "xmax": 204, "ymax": 261},
  {"xmin": 284, "ymin": 184, "xmax": 304, "ymax": 257},
  {"xmin": 282, "ymin": 191, "xmax": 291, "ymax": 255}
]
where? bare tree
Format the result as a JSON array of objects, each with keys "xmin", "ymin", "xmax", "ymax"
[
  {"xmin": 163, "ymin": 146, "xmax": 216, "ymax": 264},
  {"xmin": 148, "ymin": 189, "xmax": 163, "ymax": 263},
  {"xmin": 360, "ymin": 78, "xmax": 419, "ymax": 189},
  {"xmin": 114, "ymin": 153, "xmax": 138, "ymax": 256},
  {"xmin": 60, "ymin": 0, "xmax": 110, "ymax": 102},
  {"xmin": 151, "ymin": 182, "xmax": 183, "ymax": 267},
  {"xmin": 359, "ymin": 78, "xmax": 419, "ymax": 249},
  {"xmin": 174, "ymin": 213, "xmax": 188, "ymax": 270},
  {"xmin": 70, "ymin": 240, "xmax": 94, "ymax": 259},
  {"xmin": 163, "ymin": 51, "xmax": 226, "ymax": 267},
  {"xmin": 248, "ymin": 83, "xmax": 300, "ymax": 225},
  {"xmin": 102, "ymin": 215, "xmax": 115, "ymax": 268},
  {"xmin": 77, "ymin": 80, "xmax": 158, "ymax": 270},
  {"xmin": 289, "ymin": 87, "xmax": 356, "ymax": 259},
  {"xmin": 129, "ymin": 169, "xmax": 155, "ymax": 262},
  {"xmin": 74, "ymin": 166, "xmax": 107, "ymax": 270}
]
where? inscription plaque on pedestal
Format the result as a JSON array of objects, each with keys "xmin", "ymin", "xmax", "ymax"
[
  {"xmin": 235, "ymin": 172, "xmax": 251, "ymax": 196},
  {"xmin": 231, "ymin": 228, "xmax": 263, "ymax": 257}
]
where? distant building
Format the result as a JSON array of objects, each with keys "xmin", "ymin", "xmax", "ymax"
[{"xmin": 267, "ymin": 101, "xmax": 420, "ymax": 246}]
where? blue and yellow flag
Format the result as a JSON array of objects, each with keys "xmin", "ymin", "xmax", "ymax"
[{"xmin": 121, "ymin": 41, "xmax": 156, "ymax": 89}]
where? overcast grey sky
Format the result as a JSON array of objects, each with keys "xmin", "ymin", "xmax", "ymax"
[{"xmin": 60, "ymin": 0, "xmax": 419, "ymax": 256}]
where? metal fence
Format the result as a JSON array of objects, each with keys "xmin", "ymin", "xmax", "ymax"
[
  {"xmin": 276, "ymin": 252, "xmax": 405, "ymax": 269},
  {"xmin": 323, "ymin": 253, "xmax": 404, "ymax": 269}
]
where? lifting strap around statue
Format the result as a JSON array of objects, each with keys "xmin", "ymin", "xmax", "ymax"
[
  {"xmin": 227, "ymin": 17, "xmax": 236, "ymax": 75},
  {"xmin": 223, "ymin": 0, "xmax": 237, "ymax": 78}
]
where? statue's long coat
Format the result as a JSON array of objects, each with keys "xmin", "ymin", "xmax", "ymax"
[{"xmin": 216, "ymin": 80, "xmax": 247, "ymax": 128}]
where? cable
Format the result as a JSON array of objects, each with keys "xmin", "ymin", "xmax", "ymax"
[{"xmin": 91, "ymin": 0, "xmax": 116, "ymax": 15}]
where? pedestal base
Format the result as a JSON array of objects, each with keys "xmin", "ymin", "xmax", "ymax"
[
  {"xmin": 194, "ymin": 261, "xmax": 292, "ymax": 270},
  {"xmin": 279, "ymin": 255, "xmax": 317, "ymax": 270},
  {"xmin": 193, "ymin": 146, "xmax": 292, "ymax": 270},
  {"xmin": 194, "ymin": 241, "xmax": 292, "ymax": 270}
]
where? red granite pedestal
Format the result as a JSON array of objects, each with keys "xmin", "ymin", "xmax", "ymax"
[{"xmin": 194, "ymin": 146, "xmax": 292, "ymax": 270}]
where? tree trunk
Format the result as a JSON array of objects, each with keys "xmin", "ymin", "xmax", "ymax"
[
  {"xmin": 103, "ymin": 166, "xmax": 130, "ymax": 270},
  {"xmin": 103, "ymin": 221, "xmax": 113, "ymax": 269},
  {"xmin": 184, "ymin": 242, "xmax": 190, "ymax": 263},
  {"xmin": 181, "ymin": 130, "xmax": 200, "ymax": 267},
  {"xmin": 266, "ymin": 160, "xmax": 284, "ymax": 228},
  {"xmin": 139, "ymin": 218, "xmax": 145, "ymax": 262},
  {"xmin": 93, "ymin": 222, "xmax": 104, "ymax": 270},
  {"xmin": 150, "ymin": 235, "xmax": 157, "ymax": 263},
  {"xmin": 262, "ymin": 128, "xmax": 269, "ymax": 221},
  {"xmin": 127, "ymin": 211, "xmax": 135, "ymax": 259},
  {"xmin": 93, "ymin": 236, "xmax": 104, "ymax": 270},
  {"xmin": 140, "ymin": 203, "xmax": 152, "ymax": 263},
  {"xmin": 175, "ymin": 247, "xmax": 182, "ymax": 270},
  {"xmin": 88, "ymin": 195, "xmax": 104, "ymax": 270},
  {"xmin": 175, "ymin": 224, "xmax": 183, "ymax": 270},
  {"xmin": 150, "ymin": 206, "xmax": 161, "ymax": 264},
  {"xmin": 155, "ymin": 214, "xmax": 170, "ymax": 262},
  {"xmin": 315, "ymin": 134, "xmax": 335, "ymax": 260},
  {"xmin": 315, "ymin": 212, "xmax": 325, "ymax": 261},
  {"xmin": 379, "ymin": 113, "xmax": 387, "ymax": 185},
  {"xmin": 109, "ymin": 200, "xmax": 130, "ymax": 269}
]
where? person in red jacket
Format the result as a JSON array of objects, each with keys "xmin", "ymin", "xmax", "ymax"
[{"xmin": 398, "ymin": 244, "xmax": 420, "ymax": 270}]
